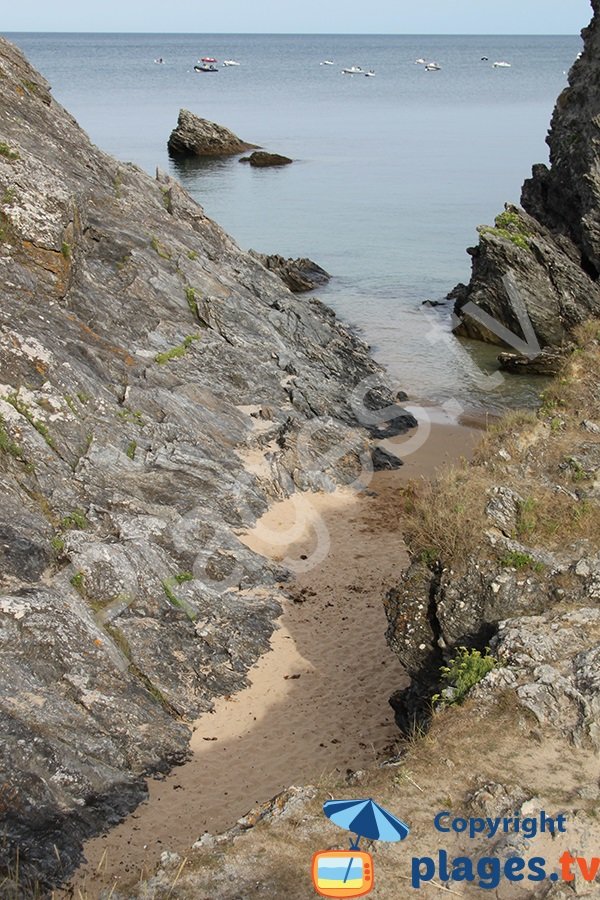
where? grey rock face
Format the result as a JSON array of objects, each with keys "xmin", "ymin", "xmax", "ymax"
[
  {"xmin": 0, "ymin": 37, "xmax": 412, "ymax": 889},
  {"xmin": 452, "ymin": 0, "xmax": 600, "ymax": 348},
  {"xmin": 167, "ymin": 109, "xmax": 258, "ymax": 157}
]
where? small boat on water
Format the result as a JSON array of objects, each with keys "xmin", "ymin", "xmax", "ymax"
[
  {"xmin": 415, "ymin": 58, "xmax": 426, "ymax": 65},
  {"xmin": 195, "ymin": 57, "xmax": 219, "ymax": 73},
  {"xmin": 223, "ymin": 59, "xmax": 240, "ymax": 67},
  {"xmin": 364, "ymin": 70, "xmax": 376, "ymax": 77},
  {"xmin": 493, "ymin": 61, "xmax": 511, "ymax": 68},
  {"xmin": 342, "ymin": 65, "xmax": 364, "ymax": 75},
  {"xmin": 320, "ymin": 60, "xmax": 335, "ymax": 66},
  {"xmin": 425, "ymin": 62, "xmax": 442, "ymax": 71},
  {"xmin": 154, "ymin": 57, "xmax": 165, "ymax": 64}
]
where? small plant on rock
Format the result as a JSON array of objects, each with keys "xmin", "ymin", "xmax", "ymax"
[{"xmin": 433, "ymin": 647, "xmax": 498, "ymax": 708}]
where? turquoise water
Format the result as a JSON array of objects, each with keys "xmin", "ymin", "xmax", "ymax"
[{"xmin": 7, "ymin": 33, "xmax": 582, "ymax": 410}]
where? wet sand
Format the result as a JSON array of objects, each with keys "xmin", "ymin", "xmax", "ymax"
[{"xmin": 64, "ymin": 414, "xmax": 480, "ymax": 897}]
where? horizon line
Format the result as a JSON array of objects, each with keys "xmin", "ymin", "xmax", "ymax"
[{"xmin": 3, "ymin": 30, "xmax": 582, "ymax": 37}]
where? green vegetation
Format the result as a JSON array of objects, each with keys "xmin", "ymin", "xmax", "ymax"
[
  {"xmin": 150, "ymin": 235, "xmax": 172, "ymax": 260},
  {"xmin": 184, "ymin": 285, "xmax": 201, "ymax": 318},
  {"xmin": 434, "ymin": 647, "xmax": 498, "ymax": 708},
  {"xmin": 160, "ymin": 187, "xmax": 173, "ymax": 213},
  {"xmin": 116, "ymin": 251, "xmax": 131, "ymax": 272},
  {"xmin": 50, "ymin": 535, "xmax": 66, "ymax": 557},
  {"xmin": 2, "ymin": 187, "xmax": 16, "ymax": 205},
  {"xmin": 61, "ymin": 241, "xmax": 71, "ymax": 259},
  {"xmin": 61, "ymin": 509, "xmax": 89, "ymax": 531},
  {"xmin": 479, "ymin": 210, "xmax": 532, "ymax": 252},
  {"xmin": 70, "ymin": 572, "xmax": 85, "ymax": 595},
  {"xmin": 187, "ymin": 249, "xmax": 199, "ymax": 261},
  {"xmin": 174, "ymin": 571, "xmax": 194, "ymax": 584},
  {"xmin": 21, "ymin": 79, "xmax": 39, "ymax": 94},
  {"xmin": 162, "ymin": 576, "xmax": 196, "ymax": 621},
  {"xmin": 155, "ymin": 333, "xmax": 200, "ymax": 365},
  {"xmin": 76, "ymin": 391, "xmax": 90, "ymax": 405},
  {"xmin": 499, "ymin": 550, "xmax": 544, "ymax": 572},
  {"xmin": 126, "ymin": 440, "xmax": 137, "ymax": 460},
  {"xmin": 516, "ymin": 497, "xmax": 537, "ymax": 538},
  {"xmin": 0, "ymin": 142, "xmax": 19, "ymax": 161},
  {"xmin": 64, "ymin": 394, "xmax": 78, "ymax": 416},
  {"xmin": 5, "ymin": 393, "xmax": 58, "ymax": 451},
  {"xmin": 0, "ymin": 414, "xmax": 26, "ymax": 462},
  {"xmin": 0, "ymin": 210, "xmax": 12, "ymax": 242},
  {"xmin": 117, "ymin": 406, "xmax": 145, "ymax": 426}
]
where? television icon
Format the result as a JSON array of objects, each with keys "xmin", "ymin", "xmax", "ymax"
[{"xmin": 312, "ymin": 850, "xmax": 374, "ymax": 898}]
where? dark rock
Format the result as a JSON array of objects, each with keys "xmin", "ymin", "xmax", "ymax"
[
  {"xmin": 167, "ymin": 109, "xmax": 258, "ymax": 157},
  {"xmin": 498, "ymin": 347, "xmax": 567, "ymax": 375},
  {"xmin": 371, "ymin": 447, "xmax": 403, "ymax": 470},
  {"xmin": 451, "ymin": 0, "xmax": 600, "ymax": 349},
  {"xmin": 249, "ymin": 252, "xmax": 330, "ymax": 293},
  {"xmin": 421, "ymin": 299, "xmax": 448, "ymax": 308},
  {"xmin": 242, "ymin": 151, "xmax": 293, "ymax": 168}
]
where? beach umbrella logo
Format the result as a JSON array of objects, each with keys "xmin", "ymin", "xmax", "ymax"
[{"xmin": 312, "ymin": 798, "xmax": 410, "ymax": 897}]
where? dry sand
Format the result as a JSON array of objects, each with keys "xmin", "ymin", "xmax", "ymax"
[{"xmin": 64, "ymin": 414, "xmax": 480, "ymax": 897}]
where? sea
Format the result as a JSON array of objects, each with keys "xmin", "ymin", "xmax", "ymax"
[{"xmin": 5, "ymin": 33, "xmax": 583, "ymax": 413}]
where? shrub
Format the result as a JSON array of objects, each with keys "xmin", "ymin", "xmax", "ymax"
[{"xmin": 434, "ymin": 647, "xmax": 498, "ymax": 707}]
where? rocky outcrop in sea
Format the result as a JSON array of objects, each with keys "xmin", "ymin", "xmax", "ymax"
[
  {"xmin": 452, "ymin": 0, "xmax": 600, "ymax": 353},
  {"xmin": 0, "ymin": 36, "xmax": 415, "ymax": 890},
  {"xmin": 248, "ymin": 252, "xmax": 330, "ymax": 293},
  {"xmin": 167, "ymin": 109, "xmax": 258, "ymax": 157}
]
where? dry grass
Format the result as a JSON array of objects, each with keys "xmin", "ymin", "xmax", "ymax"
[{"xmin": 400, "ymin": 466, "xmax": 489, "ymax": 566}]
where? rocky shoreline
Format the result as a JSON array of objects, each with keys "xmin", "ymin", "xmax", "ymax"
[
  {"xmin": 0, "ymin": 35, "xmax": 415, "ymax": 892},
  {"xmin": 452, "ymin": 0, "xmax": 600, "ymax": 362}
]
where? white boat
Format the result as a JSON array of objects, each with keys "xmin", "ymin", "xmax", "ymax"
[
  {"xmin": 342, "ymin": 66, "xmax": 364, "ymax": 75},
  {"xmin": 222, "ymin": 60, "xmax": 240, "ymax": 67},
  {"xmin": 154, "ymin": 58, "xmax": 165, "ymax": 64},
  {"xmin": 364, "ymin": 70, "xmax": 376, "ymax": 77},
  {"xmin": 493, "ymin": 61, "xmax": 511, "ymax": 68},
  {"xmin": 425, "ymin": 62, "xmax": 442, "ymax": 71},
  {"xmin": 415, "ymin": 58, "xmax": 426, "ymax": 65},
  {"xmin": 320, "ymin": 60, "xmax": 335, "ymax": 66}
]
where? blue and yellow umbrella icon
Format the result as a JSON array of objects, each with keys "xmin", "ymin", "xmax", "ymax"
[{"xmin": 324, "ymin": 798, "xmax": 410, "ymax": 847}]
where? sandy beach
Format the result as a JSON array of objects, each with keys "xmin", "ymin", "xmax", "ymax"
[{"xmin": 64, "ymin": 413, "xmax": 480, "ymax": 897}]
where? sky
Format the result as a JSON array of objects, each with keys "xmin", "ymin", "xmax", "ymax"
[{"xmin": 3, "ymin": 0, "xmax": 591, "ymax": 34}]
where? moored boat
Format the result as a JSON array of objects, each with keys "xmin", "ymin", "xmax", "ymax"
[{"xmin": 195, "ymin": 57, "xmax": 219, "ymax": 73}]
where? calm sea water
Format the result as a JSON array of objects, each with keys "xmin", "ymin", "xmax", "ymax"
[{"xmin": 6, "ymin": 33, "xmax": 582, "ymax": 411}]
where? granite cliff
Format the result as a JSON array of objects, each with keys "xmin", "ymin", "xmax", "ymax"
[
  {"xmin": 452, "ymin": 0, "xmax": 600, "ymax": 356},
  {"xmin": 0, "ymin": 36, "xmax": 414, "ymax": 891}
]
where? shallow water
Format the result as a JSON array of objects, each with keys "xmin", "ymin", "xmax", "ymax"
[{"xmin": 8, "ymin": 32, "xmax": 582, "ymax": 411}]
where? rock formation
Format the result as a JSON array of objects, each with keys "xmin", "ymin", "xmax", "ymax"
[
  {"xmin": 167, "ymin": 108, "xmax": 257, "ymax": 157},
  {"xmin": 240, "ymin": 151, "xmax": 293, "ymax": 168},
  {"xmin": 385, "ymin": 326, "xmax": 600, "ymax": 734},
  {"xmin": 249, "ymin": 252, "xmax": 330, "ymax": 293},
  {"xmin": 0, "ymin": 37, "xmax": 415, "ymax": 890},
  {"xmin": 452, "ymin": 0, "xmax": 600, "ymax": 351}
]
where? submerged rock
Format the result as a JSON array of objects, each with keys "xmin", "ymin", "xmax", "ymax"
[
  {"xmin": 167, "ymin": 108, "xmax": 258, "ymax": 157},
  {"xmin": 452, "ymin": 0, "xmax": 600, "ymax": 349},
  {"xmin": 249, "ymin": 251, "xmax": 330, "ymax": 292},
  {"xmin": 241, "ymin": 151, "xmax": 293, "ymax": 167}
]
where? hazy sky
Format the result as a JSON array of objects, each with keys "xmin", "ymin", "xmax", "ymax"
[{"xmin": 3, "ymin": 0, "xmax": 592, "ymax": 34}]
